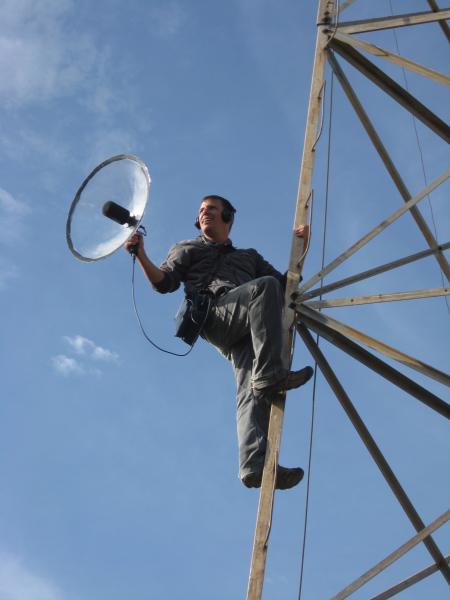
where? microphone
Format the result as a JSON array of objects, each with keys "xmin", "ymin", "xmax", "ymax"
[{"xmin": 102, "ymin": 201, "xmax": 138, "ymax": 227}]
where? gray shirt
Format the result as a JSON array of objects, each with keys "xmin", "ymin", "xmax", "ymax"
[{"xmin": 153, "ymin": 236, "xmax": 285, "ymax": 296}]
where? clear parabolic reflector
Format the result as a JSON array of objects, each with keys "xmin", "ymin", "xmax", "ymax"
[{"xmin": 66, "ymin": 154, "xmax": 151, "ymax": 262}]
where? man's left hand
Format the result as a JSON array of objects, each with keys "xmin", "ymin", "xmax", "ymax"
[{"xmin": 294, "ymin": 224, "xmax": 309, "ymax": 242}]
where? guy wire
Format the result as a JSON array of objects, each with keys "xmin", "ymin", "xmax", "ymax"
[
  {"xmin": 297, "ymin": 68, "xmax": 335, "ymax": 600},
  {"xmin": 388, "ymin": 0, "xmax": 450, "ymax": 317}
]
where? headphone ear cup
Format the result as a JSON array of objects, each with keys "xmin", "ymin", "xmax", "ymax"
[
  {"xmin": 222, "ymin": 209, "xmax": 233, "ymax": 224},
  {"xmin": 195, "ymin": 216, "xmax": 201, "ymax": 229}
]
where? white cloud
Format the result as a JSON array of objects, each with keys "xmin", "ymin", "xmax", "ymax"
[
  {"xmin": 0, "ymin": 0, "xmax": 98, "ymax": 108},
  {"xmin": 51, "ymin": 354, "xmax": 84, "ymax": 376},
  {"xmin": 51, "ymin": 335, "xmax": 119, "ymax": 377},
  {"xmin": 63, "ymin": 335, "xmax": 119, "ymax": 363},
  {"xmin": 0, "ymin": 550, "xmax": 64, "ymax": 600},
  {"xmin": 0, "ymin": 188, "xmax": 30, "ymax": 245}
]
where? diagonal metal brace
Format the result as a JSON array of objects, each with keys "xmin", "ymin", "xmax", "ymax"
[
  {"xmin": 296, "ymin": 321, "xmax": 450, "ymax": 585},
  {"xmin": 329, "ymin": 39, "xmax": 450, "ymax": 143},
  {"xmin": 297, "ymin": 310, "xmax": 450, "ymax": 418}
]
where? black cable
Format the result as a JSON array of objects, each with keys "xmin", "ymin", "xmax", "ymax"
[
  {"xmin": 131, "ymin": 255, "xmax": 198, "ymax": 357},
  {"xmin": 297, "ymin": 68, "xmax": 335, "ymax": 600}
]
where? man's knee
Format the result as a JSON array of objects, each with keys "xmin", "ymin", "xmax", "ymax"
[{"xmin": 251, "ymin": 276, "xmax": 283, "ymax": 300}]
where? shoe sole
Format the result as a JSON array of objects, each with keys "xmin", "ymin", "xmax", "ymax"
[{"xmin": 242, "ymin": 467, "xmax": 304, "ymax": 490}]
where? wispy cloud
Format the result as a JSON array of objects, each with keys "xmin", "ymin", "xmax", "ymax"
[
  {"xmin": 51, "ymin": 354, "xmax": 84, "ymax": 377},
  {"xmin": 51, "ymin": 335, "xmax": 119, "ymax": 377},
  {"xmin": 0, "ymin": 550, "xmax": 65, "ymax": 600},
  {"xmin": 63, "ymin": 335, "xmax": 119, "ymax": 363},
  {"xmin": 0, "ymin": 0, "xmax": 98, "ymax": 108}
]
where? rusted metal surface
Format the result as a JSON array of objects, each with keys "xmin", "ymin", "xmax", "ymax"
[
  {"xmin": 246, "ymin": 2, "xmax": 331, "ymax": 598},
  {"xmin": 296, "ymin": 322, "xmax": 450, "ymax": 585},
  {"xmin": 327, "ymin": 51, "xmax": 450, "ymax": 281},
  {"xmin": 296, "ymin": 307, "xmax": 450, "ymax": 416},
  {"xmin": 332, "ymin": 31, "xmax": 450, "ymax": 86},
  {"xmin": 297, "ymin": 169, "xmax": 450, "ymax": 294},
  {"xmin": 337, "ymin": 9, "xmax": 450, "ymax": 34},
  {"xmin": 304, "ymin": 287, "xmax": 450, "ymax": 309},
  {"xmin": 427, "ymin": 0, "xmax": 450, "ymax": 43},
  {"xmin": 329, "ymin": 40, "xmax": 450, "ymax": 143},
  {"xmin": 300, "ymin": 243, "xmax": 450, "ymax": 302},
  {"xmin": 331, "ymin": 510, "xmax": 450, "ymax": 600},
  {"xmin": 369, "ymin": 555, "xmax": 450, "ymax": 600},
  {"xmin": 296, "ymin": 305, "xmax": 450, "ymax": 388}
]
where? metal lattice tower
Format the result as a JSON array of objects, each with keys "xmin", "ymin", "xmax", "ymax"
[{"xmin": 247, "ymin": 1, "xmax": 450, "ymax": 598}]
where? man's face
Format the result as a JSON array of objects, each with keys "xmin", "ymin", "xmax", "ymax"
[{"xmin": 198, "ymin": 198, "xmax": 230, "ymax": 241}]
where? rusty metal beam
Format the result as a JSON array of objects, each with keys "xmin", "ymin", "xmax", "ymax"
[
  {"xmin": 299, "ymin": 243, "xmax": 450, "ymax": 302},
  {"xmin": 246, "ymin": 2, "xmax": 333, "ymax": 598},
  {"xmin": 329, "ymin": 40, "xmax": 450, "ymax": 143},
  {"xmin": 332, "ymin": 31, "xmax": 450, "ymax": 86},
  {"xmin": 327, "ymin": 52, "xmax": 450, "ymax": 281},
  {"xmin": 298, "ymin": 168, "xmax": 450, "ymax": 295},
  {"xmin": 296, "ymin": 309, "xmax": 450, "ymax": 418},
  {"xmin": 337, "ymin": 9, "xmax": 450, "ymax": 34},
  {"xmin": 427, "ymin": 0, "xmax": 450, "ymax": 43},
  {"xmin": 296, "ymin": 322, "xmax": 450, "ymax": 585},
  {"xmin": 304, "ymin": 287, "xmax": 450, "ymax": 309},
  {"xmin": 369, "ymin": 554, "xmax": 450, "ymax": 600},
  {"xmin": 331, "ymin": 509, "xmax": 450, "ymax": 599},
  {"xmin": 295, "ymin": 305, "xmax": 450, "ymax": 388}
]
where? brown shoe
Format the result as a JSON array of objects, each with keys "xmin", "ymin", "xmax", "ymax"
[
  {"xmin": 253, "ymin": 366, "xmax": 314, "ymax": 400},
  {"xmin": 242, "ymin": 465, "xmax": 304, "ymax": 490}
]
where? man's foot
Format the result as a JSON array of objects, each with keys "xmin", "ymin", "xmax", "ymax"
[
  {"xmin": 242, "ymin": 465, "xmax": 304, "ymax": 490},
  {"xmin": 253, "ymin": 366, "xmax": 314, "ymax": 400}
]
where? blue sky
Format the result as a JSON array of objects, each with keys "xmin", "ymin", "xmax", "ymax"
[{"xmin": 0, "ymin": 1, "xmax": 449, "ymax": 599}]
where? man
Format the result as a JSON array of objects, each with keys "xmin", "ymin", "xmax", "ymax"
[{"xmin": 125, "ymin": 195, "xmax": 313, "ymax": 490}]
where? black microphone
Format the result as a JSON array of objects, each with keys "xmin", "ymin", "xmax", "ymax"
[{"xmin": 102, "ymin": 201, "xmax": 138, "ymax": 227}]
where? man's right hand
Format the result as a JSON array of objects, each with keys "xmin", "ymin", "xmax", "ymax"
[
  {"xmin": 124, "ymin": 232, "xmax": 144, "ymax": 257},
  {"xmin": 123, "ymin": 233, "xmax": 165, "ymax": 285}
]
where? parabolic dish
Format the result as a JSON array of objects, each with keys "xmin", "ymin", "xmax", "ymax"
[{"xmin": 66, "ymin": 154, "xmax": 151, "ymax": 262}]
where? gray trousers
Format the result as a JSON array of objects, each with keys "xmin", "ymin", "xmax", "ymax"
[{"xmin": 202, "ymin": 276, "xmax": 286, "ymax": 479}]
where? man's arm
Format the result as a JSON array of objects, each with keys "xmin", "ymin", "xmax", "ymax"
[{"xmin": 124, "ymin": 232, "xmax": 165, "ymax": 286}]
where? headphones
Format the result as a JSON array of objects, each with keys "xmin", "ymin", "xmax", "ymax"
[{"xmin": 194, "ymin": 196, "xmax": 236, "ymax": 230}]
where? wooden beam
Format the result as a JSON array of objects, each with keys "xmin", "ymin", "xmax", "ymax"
[
  {"xmin": 296, "ymin": 309, "xmax": 450, "ymax": 417},
  {"xmin": 304, "ymin": 287, "xmax": 450, "ymax": 309},
  {"xmin": 329, "ymin": 40, "xmax": 450, "ymax": 143},
  {"xmin": 246, "ymin": 2, "xmax": 331, "ymax": 598},
  {"xmin": 299, "ymin": 243, "xmax": 450, "ymax": 302},
  {"xmin": 296, "ymin": 322, "xmax": 450, "ymax": 585},
  {"xmin": 327, "ymin": 52, "xmax": 450, "ymax": 281},
  {"xmin": 427, "ymin": 0, "xmax": 450, "ymax": 43},
  {"xmin": 369, "ymin": 555, "xmax": 450, "ymax": 600},
  {"xmin": 332, "ymin": 31, "xmax": 450, "ymax": 86},
  {"xmin": 331, "ymin": 510, "xmax": 450, "ymax": 600},
  {"xmin": 295, "ymin": 305, "xmax": 450, "ymax": 388},
  {"xmin": 337, "ymin": 9, "xmax": 450, "ymax": 34},
  {"xmin": 298, "ymin": 168, "xmax": 450, "ymax": 294}
]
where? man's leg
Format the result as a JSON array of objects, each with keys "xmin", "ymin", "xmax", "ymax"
[
  {"xmin": 203, "ymin": 276, "xmax": 286, "ymax": 386},
  {"xmin": 230, "ymin": 336, "xmax": 270, "ymax": 480}
]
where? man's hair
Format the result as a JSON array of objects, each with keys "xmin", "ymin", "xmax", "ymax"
[{"xmin": 202, "ymin": 195, "xmax": 236, "ymax": 221}]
